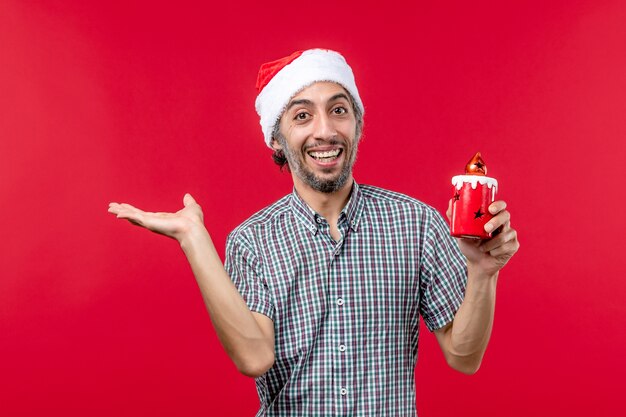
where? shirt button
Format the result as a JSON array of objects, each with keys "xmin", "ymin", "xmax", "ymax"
[
  {"xmin": 339, "ymin": 344, "xmax": 346, "ymax": 352},
  {"xmin": 340, "ymin": 388, "xmax": 347, "ymax": 396},
  {"xmin": 315, "ymin": 216, "xmax": 323, "ymax": 224},
  {"xmin": 336, "ymin": 298, "xmax": 344, "ymax": 306}
]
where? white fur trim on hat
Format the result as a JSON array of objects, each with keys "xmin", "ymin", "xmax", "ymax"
[{"xmin": 255, "ymin": 49, "xmax": 364, "ymax": 148}]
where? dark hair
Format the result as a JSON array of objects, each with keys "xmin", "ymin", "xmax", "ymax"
[
  {"xmin": 271, "ymin": 138, "xmax": 290, "ymax": 172},
  {"xmin": 270, "ymin": 92, "xmax": 364, "ymax": 171}
]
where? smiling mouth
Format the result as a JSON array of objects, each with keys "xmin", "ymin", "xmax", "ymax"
[{"xmin": 307, "ymin": 148, "xmax": 343, "ymax": 163}]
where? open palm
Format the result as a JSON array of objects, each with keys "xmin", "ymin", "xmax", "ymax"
[{"xmin": 108, "ymin": 193, "xmax": 204, "ymax": 242}]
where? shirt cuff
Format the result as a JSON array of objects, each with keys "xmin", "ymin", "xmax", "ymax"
[
  {"xmin": 423, "ymin": 292, "xmax": 464, "ymax": 332},
  {"xmin": 246, "ymin": 297, "xmax": 275, "ymax": 321}
]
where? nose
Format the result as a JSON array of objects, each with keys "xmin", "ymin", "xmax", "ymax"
[{"xmin": 312, "ymin": 112, "xmax": 337, "ymax": 141}]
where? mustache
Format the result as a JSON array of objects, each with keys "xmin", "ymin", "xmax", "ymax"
[{"xmin": 303, "ymin": 138, "xmax": 345, "ymax": 150}]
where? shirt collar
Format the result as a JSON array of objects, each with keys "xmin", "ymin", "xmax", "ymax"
[{"xmin": 289, "ymin": 181, "xmax": 365, "ymax": 235}]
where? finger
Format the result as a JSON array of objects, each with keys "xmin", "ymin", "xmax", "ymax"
[
  {"xmin": 460, "ymin": 238, "xmax": 482, "ymax": 252},
  {"xmin": 183, "ymin": 193, "xmax": 197, "ymax": 207},
  {"xmin": 446, "ymin": 199, "xmax": 453, "ymax": 221},
  {"xmin": 150, "ymin": 210, "xmax": 175, "ymax": 216},
  {"xmin": 109, "ymin": 203, "xmax": 138, "ymax": 216},
  {"xmin": 480, "ymin": 229, "xmax": 517, "ymax": 253},
  {"xmin": 120, "ymin": 204, "xmax": 153, "ymax": 219},
  {"xmin": 115, "ymin": 206, "xmax": 144, "ymax": 222},
  {"xmin": 120, "ymin": 203, "xmax": 140, "ymax": 211},
  {"xmin": 488, "ymin": 200, "xmax": 507, "ymax": 215},
  {"xmin": 484, "ymin": 210, "xmax": 510, "ymax": 234},
  {"xmin": 486, "ymin": 239, "xmax": 520, "ymax": 257},
  {"xmin": 127, "ymin": 218, "xmax": 143, "ymax": 227},
  {"xmin": 491, "ymin": 217, "xmax": 511, "ymax": 237},
  {"xmin": 122, "ymin": 214, "xmax": 146, "ymax": 228},
  {"xmin": 114, "ymin": 209, "xmax": 132, "ymax": 220},
  {"xmin": 108, "ymin": 203, "xmax": 121, "ymax": 215}
]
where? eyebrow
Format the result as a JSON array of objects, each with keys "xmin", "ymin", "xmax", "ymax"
[
  {"xmin": 329, "ymin": 93, "xmax": 351, "ymax": 104},
  {"xmin": 285, "ymin": 93, "xmax": 352, "ymax": 112},
  {"xmin": 285, "ymin": 99, "xmax": 313, "ymax": 112}
]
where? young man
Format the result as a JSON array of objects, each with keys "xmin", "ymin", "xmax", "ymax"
[{"xmin": 109, "ymin": 49, "xmax": 519, "ymax": 416}]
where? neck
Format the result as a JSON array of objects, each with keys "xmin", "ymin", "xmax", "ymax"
[{"xmin": 293, "ymin": 176, "xmax": 354, "ymax": 222}]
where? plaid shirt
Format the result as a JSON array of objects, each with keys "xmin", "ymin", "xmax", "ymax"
[{"xmin": 225, "ymin": 181, "xmax": 467, "ymax": 416}]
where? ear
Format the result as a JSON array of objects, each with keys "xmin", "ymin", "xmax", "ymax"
[{"xmin": 270, "ymin": 137, "xmax": 283, "ymax": 151}]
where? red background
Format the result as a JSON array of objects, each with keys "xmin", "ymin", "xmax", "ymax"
[{"xmin": 2, "ymin": 1, "xmax": 625, "ymax": 415}]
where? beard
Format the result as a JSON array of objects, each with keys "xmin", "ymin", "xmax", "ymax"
[{"xmin": 275, "ymin": 133, "xmax": 359, "ymax": 194}]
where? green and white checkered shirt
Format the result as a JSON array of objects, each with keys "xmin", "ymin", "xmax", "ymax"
[{"xmin": 225, "ymin": 181, "xmax": 467, "ymax": 416}]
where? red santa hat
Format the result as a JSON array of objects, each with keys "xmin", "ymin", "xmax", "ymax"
[{"xmin": 255, "ymin": 49, "xmax": 365, "ymax": 148}]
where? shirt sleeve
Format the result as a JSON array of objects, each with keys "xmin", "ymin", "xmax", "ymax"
[
  {"xmin": 224, "ymin": 230, "xmax": 275, "ymax": 321},
  {"xmin": 419, "ymin": 208, "xmax": 468, "ymax": 331}
]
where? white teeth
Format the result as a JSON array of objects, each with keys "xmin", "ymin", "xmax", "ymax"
[{"xmin": 308, "ymin": 149, "xmax": 341, "ymax": 159}]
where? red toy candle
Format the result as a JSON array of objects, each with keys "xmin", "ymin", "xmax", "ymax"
[{"xmin": 450, "ymin": 152, "xmax": 498, "ymax": 239}]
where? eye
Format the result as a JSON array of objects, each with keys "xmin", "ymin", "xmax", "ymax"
[
  {"xmin": 333, "ymin": 106, "xmax": 348, "ymax": 115},
  {"xmin": 294, "ymin": 112, "xmax": 310, "ymax": 121}
]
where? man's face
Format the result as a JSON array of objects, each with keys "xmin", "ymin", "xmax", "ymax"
[{"xmin": 273, "ymin": 81, "xmax": 360, "ymax": 194}]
